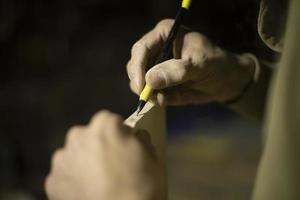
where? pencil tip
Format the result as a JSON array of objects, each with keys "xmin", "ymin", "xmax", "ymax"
[
  {"xmin": 136, "ymin": 100, "xmax": 146, "ymax": 116},
  {"xmin": 136, "ymin": 108, "xmax": 141, "ymax": 116}
]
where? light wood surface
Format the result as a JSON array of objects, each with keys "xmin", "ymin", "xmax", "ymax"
[
  {"xmin": 124, "ymin": 102, "xmax": 166, "ymax": 162},
  {"xmin": 124, "ymin": 102, "xmax": 167, "ymax": 199}
]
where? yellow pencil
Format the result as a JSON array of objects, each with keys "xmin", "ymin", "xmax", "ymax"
[{"xmin": 136, "ymin": 0, "xmax": 192, "ymax": 114}]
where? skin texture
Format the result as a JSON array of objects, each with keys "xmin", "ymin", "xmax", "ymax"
[
  {"xmin": 45, "ymin": 110, "xmax": 165, "ymax": 200},
  {"xmin": 127, "ymin": 19, "xmax": 256, "ymax": 106},
  {"xmin": 46, "ymin": 19, "xmax": 257, "ymax": 200}
]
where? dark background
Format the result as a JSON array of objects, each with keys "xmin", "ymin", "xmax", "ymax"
[{"xmin": 0, "ymin": 0, "xmax": 275, "ymax": 199}]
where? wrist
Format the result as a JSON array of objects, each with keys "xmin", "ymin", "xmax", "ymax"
[{"xmin": 224, "ymin": 53, "xmax": 258, "ymax": 105}]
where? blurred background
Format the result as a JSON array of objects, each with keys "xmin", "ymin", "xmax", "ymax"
[{"xmin": 0, "ymin": 0, "xmax": 276, "ymax": 199}]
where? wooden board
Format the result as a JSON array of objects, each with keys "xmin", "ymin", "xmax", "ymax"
[
  {"xmin": 124, "ymin": 102, "xmax": 167, "ymax": 199},
  {"xmin": 124, "ymin": 102, "xmax": 166, "ymax": 162}
]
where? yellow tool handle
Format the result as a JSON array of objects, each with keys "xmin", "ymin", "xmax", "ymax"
[
  {"xmin": 139, "ymin": 84, "xmax": 153, "ymax": 102},
  {"xmin": 182, "ymin": 0, "xmax": 192, "ymax": 10},
  {"xmin": 138, "ymin": 0, "xmax": 192, "ymax": 104}
]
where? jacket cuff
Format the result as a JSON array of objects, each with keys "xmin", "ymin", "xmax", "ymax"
[{"xmin": 225, "ymin": 53, "xmax": 272, "ymax": 120}]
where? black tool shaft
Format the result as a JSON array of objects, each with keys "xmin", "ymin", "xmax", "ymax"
[{"xmin": 136, "ymin": 8, "xmax": 188, "ymax": 114}]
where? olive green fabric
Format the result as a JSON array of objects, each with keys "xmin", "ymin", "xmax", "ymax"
[
  {"xmin": 228, "ymin": 0, "xmax": 288, "ymax": 120},
  {"xmin": 226, "ymin": 59, "xmax": 272, "ymax": 120},
  {"xmin": 252, "ymin": 0, "xmax": 300, "ymax": 199},
  {"xmin": 228, "ymin": 0, "xmax": 290, "ymax": 120},
  {"xmin": 258, "ymin": 0, "xmax": 288, "ymax": 52}
]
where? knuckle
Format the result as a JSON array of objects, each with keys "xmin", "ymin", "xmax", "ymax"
[
  {"xmin": 91, "ymin": 110, "xmax": 122, "ymax": 128},
  {"xmin": 126, "ymin": 63, "xmax": 138, "ymax": 83},
  {"xmin": 188, "ymin": 32, "xmax": 205, "ymax": 41},
  {"xmin": 156, "ymin": 19, "xmax": 174, "ymax": 29},
  {"xmin": 68, "ymin": 125, "xmax": 83, "ymax": 134},
  {"xmin": 66, "ymin": 126, "xmax": 83, "ymax": 143},
  {"xmin": 188, "ymin": 31, "xmax": 202, "ymax": 39},
  {"xmin": 131, "ymin": 41, "xmax": 144, "ymax": 54},
  {"xmin": 91, "ymin": 110, "xmax": 111, "ymax": 123},
  {"xmin": 51, "ymin": 149, "xmax": 63, "ymax": 166},
  {"xmin": 99, "ymin": 109, "xmax": 111, "ymax": 116},
  {"xmin": 126, "ymin": 60, "xmax": 133, "ymax": 76},
  {"xmin": 132, "ymin": 41, "xmax": 141, "ymax": 49}
]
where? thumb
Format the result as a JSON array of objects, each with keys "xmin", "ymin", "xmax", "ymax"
[{"xmin": 145, "ymin": 59, "xmax": 193, "ymax": 90}]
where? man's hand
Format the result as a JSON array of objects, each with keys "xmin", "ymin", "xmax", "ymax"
[
  {"xmin": 45, "ymin": 111, "xmax": 165, "ymax": 200},
  {"xmin": 127, "ymin": 19, "xmax": 255, "ymax": 106}
]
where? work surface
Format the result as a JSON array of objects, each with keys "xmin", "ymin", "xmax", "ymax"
[
  {"xmin": 167, "ymin": 131, "xmax": 260, "ymax": 200},
  {"xmin": 125, "ymin": 103, "xmax": 260, "ymax": 200}
]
